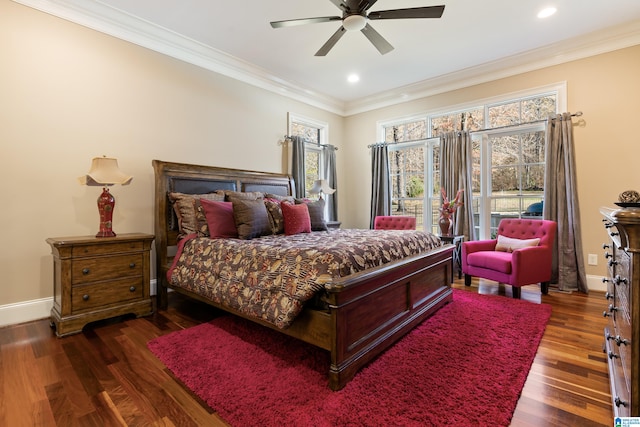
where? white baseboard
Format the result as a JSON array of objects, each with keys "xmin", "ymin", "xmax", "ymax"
[
  {"xmin": 0, "ymin": 279, "xmax": 157, "ymax": 329},
  {"xmin": 587, "ymin": 274, "xmax": 606, "ymax": 292}
]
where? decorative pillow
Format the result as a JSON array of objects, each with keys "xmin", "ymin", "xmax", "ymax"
[
  {"xmin": 265, "ymin": 193, "xmax": 295, "ymax": 203},
  {"xmin": 295, "ymin": 198, "xmax": 328, "ymax": 231},
  {"xmin": 495, "ymin": 235, "xmax": 540, "ymax": 253},
  {"xmin": 232, "ymin": 199, "xmax": 272, "ymax": 240},
  {"xmin": 281, "ymin": 202, "xmax": 311, "ymax": 235},
  {"xmin": 264, "ymin": 198, "xmax": 286, "ymax": 235},
  {"xmin": 224, "ymin": 190, "xmax": 264, "ymax": 201},
  {"xmin": 200, "ymin": 199, "xmax": 238, "ymax": 238},
  {"xmin": 168, "ymin": 191, "xmax": 225, "ymax": 237}
]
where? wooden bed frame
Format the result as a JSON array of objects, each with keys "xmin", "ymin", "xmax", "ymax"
[{"xmin": 153, "ymin": 159, "xmax": 454, "ymax": 390}]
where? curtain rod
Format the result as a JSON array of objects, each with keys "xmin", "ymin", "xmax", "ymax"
[
  {"xmin": 466, "ymin": 111, "xmax": 583, "ymax": 135},
  {"xmin": 369, "ymin": 111, "xmax": 584, "ymax": 146},
  {"xmin": 281, "ymin": 135, "xmax": 338, "ymax": 151}
]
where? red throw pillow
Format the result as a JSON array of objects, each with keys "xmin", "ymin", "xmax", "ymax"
[
  {"xmin": 281, "ymin": 202, "xmax": 311, "ymax": 235},
  {"xmin": 200, "ymin": 199, "xmax": 238, "ymax": 238}
]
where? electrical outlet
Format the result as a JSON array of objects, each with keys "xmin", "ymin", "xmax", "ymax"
[{"xmin": 588, "ymin": 254, "xmax": 598, "ymax": 266}]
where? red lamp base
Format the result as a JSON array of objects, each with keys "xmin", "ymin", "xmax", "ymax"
[{"xmin": 96, "ymin": 187, "xmax": 116, "ymax": 238}]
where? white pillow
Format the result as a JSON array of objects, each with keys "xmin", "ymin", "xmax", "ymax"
[{"xmin": 495, "ymin": 235, "xmax": 540, "ymax": 253}]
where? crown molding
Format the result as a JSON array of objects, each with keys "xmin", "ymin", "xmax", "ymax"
[
  {"xmin": 343, "ymin": 20, "xmax": 640, "ymax": 116},
  {"xmin": 12, "ymin": 1, "xmax": 640, "ymax": 117}
]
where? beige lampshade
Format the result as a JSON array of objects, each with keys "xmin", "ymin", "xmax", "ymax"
[
  {"xmin": 78, "ymin": 156, "xmax": 133, "ymax": 186},
  {"xmin": 308, "ymin": 179, "xmax": 335, "ymax": 195}
]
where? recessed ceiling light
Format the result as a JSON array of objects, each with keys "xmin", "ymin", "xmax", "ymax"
[
  {"xmin": 347, "ymin": 74, "xmax": 360, "ymax": 83},
  {"xmin": 537, "ymin": 7, "xmax": 557, "ymax": 18}
]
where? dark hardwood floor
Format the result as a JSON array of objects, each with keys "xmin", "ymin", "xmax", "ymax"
[{"xmin": 0, "ymin": 278, "xmax": 613, "ymax": 426}]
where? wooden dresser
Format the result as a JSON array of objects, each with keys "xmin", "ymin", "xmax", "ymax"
[
  {"xmin": 47, "ymin": 233, "xmax": 154, "ymax": 337},
  {"xmin": 600, "ymin": 207, "xmax": 640, "ymax": 417}
]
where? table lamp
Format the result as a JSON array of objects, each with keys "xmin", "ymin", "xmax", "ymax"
[
  {"xmin": 308, "ymin": 179, "xmax": 335, "ymax": 199},
  {"xmin": 78, "ymin": 156, "xmax": 132, "ymax": 237}
]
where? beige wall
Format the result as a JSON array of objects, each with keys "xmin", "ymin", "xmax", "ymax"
[
  {"xmin": 0, "ymin": 2, "xmax": 344, "ymax": 308},
  {"xmin": 2, "ymin": 0, "xmax": 639, "ymax": 320},
  {"xmin": 343, "ymin": 44, "xmax": 640, "ymax": 282}
]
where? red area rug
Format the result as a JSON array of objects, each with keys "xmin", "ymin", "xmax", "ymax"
[{"xmin": 148, "ymin": 290, "xmax": 552, "ymax": 426}]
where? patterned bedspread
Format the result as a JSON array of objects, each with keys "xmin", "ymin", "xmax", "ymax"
[{"xmin": 168, "ymin": 229, "xmax": 442, "ymax": 329}]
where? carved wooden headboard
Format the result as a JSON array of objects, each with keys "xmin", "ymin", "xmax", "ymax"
[{"xmin": 152, "ymin": 160, "xmax": 295, "ymax": 288}]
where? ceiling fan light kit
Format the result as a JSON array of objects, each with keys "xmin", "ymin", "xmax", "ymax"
[
  {"xmin": 343, "ymin": 15, "xmax": 367, "ymax": 31},
  {"xmin": 270, "ymin": 1, "xmax": 445, "ymax": 56}
]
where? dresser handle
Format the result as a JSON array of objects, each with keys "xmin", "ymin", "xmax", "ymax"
[
  {"xmin": 129, "ymin": 286, "xmax": 136, "ymax": 292},
  {"xmin": 82, "ymin": 294, "xmax": 90, "ymax": 301},
  {"xmin": 608, "ymin": 260, "xmax": 618, "ymax": 267},
  {"xmin": 603, "ymin": 311, "xmax": 611, "ymax": 318},
  {"xmin": 129, "ymin": 263, "xmax": 136, "ymax": 268},
  {"xmin": 82, "ymin": 268, "xmax": 90, "ymax": 275},
  {"xmin": 614, "ymin": 396, "xmax": 629, "ymax": 408},
  {"xmin": 608, "ymin": 351, "xmax": 619, "ymax": 359},
  {"xmin": 607, "ymin": 304, "xmax": 619, "ymax": 313},
  {"xmin": 615, "ymin": 336, "xmax": 629, "ymax": 346},
  {"xmin": 605, "ymin": 292, "xmax": 613, "ymax": 300},
  {"xmin": 610, "ymin": 232, "xmax": 619, "ymax": 237},
  {"xmin": 602, "ymin": 277, "xmax": 611, "ymax": 284},
  {"xmin": 604, "ymin": 252, "xmax": 612, "ymax": 259},
  {"xmin": 613, "ymin": 275, "xmax": 627, "ymax": 285},
  {"xmin": 602, "ymin": 243, "xmax": 610, "ymax": 249}
]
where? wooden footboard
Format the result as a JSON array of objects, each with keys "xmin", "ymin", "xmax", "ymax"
[{"xmin": 325, "ymin": 244, "xmax": 453, "ymax": 390}]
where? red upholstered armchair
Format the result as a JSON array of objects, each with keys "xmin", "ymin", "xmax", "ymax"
[
  {"xmin": 462, "ymin": 219, "xmax": 557, "ymax": 299},
  {"xmin": 374, "ymin": 216, "xmax": 417, "ymax": 230}
]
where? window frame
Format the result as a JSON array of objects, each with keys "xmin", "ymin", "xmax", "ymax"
[
  {"xmin": 288, "ymin": 112, "xmax": 329, "ymax": 197},
  {"xmin": 377, "ymin": 82, "xmax": 567, "ymax": 237}
]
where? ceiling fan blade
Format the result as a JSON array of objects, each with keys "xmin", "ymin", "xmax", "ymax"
[
  {"xmin": 359, "ymin": 0, "xmax": 379, "ymax": 12},
  {"xmin": 270, "ymin": 16, "xmax": 341, "ymax": 28},
  {"xmin": 315, "ymin": 26, "xmax": 347, "ymax": 56},
  {"xmin": 368, "ymin": 5, "xmax": 445, "ymax": 20},
  {"xmin": 361, "ymin": 24, "xmax": 393, "ymax": 55},
  {"xmin": 329, "ymin": 0, "xmax": 349, "ymax": 12}
]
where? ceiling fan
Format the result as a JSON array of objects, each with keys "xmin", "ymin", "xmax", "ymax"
[{"xmin": 270, "ymin": 1, "xmax": 445, "ymax": 56}]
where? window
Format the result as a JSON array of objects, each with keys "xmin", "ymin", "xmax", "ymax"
[
  {"xmin": 379, "ymin": 84, "xmax": 564, "ymax": 237},
  {"xmin": 288, "ymin": 113, "xmax": 329, "ymax": 198}
]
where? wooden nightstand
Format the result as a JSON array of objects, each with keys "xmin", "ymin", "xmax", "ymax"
[{"xmin": 46, "ymin": 233, "xmax": 154, "ymax": 337}]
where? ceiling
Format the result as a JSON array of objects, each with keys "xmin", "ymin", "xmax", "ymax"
[{"xmin": 15, "ymin": 0, "xmax": 640, "ymax": 115}]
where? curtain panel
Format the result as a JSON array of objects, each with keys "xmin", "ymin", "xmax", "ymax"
[
  {"xmin": 370, "ymin": 144, "xmax": 391, "ymax": 228},
  {"xmin": 290, "ymin": 136, "xmax": 306, "ymax": 199},
  {"xmin": 440, "ymin": 131, "xmax": 475, "ymax": 241},
  {"xmin": 543, "ymin": 113, "xmax": 588, "ymax": 293}
]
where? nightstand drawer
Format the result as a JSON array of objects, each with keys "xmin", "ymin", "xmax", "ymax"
[
  {"xmin": 72, "ymin": 254, "xmax": 143, "ymax": 284},
  {"xmin": 72, "ymin": 241, "xmax": 144, "ymax": 257},
  {"xmin": 71, "ymin": 277, "xmax": 144, "ymax": 312}
]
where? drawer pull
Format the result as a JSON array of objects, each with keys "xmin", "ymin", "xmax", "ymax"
[
  {"xmin": 605, "ymin": 292, "xmax": 613, "ymax": 300},
  {"xmin": 82, "ymin": 268, "xmax": 90, "ymax": 275},
  {"xmin": 129, "ymin": 286, "xmax": 136, "ymax": 292},
  {"xmin": 602, "ymin": 243, "xmax": 610, "ymax": 249},
  {"xmin": 615, "ymin": 336, "xmax": 629, "ymax": 346},
  {"xmin": 603, "ymin": 311, "xmax": 611, "ymax": 318},
  {"xmin": 608, "ymin": 351, "xmax": 619, "ymax": 360},
  {"xmin": 602, "ymin": 277, "xmax": 611, "ymax": 284},
  {"xmin": 613, "ymin": 275, "xmax": 628, "ymax": 285},
  {"xmin": 614, "ymin": 396, "xmax": 628, "ymax": 408},
  {"xmin": 82, "ymin": 294, "xmax": 90, "ymax": 301},
  {"xmin": 129, "ymin": 263, "xmax": 136, "ymax": 268},
  {"xmin": 610, "ymin": 231, "xmax": 619, "ymax": 237},
  {"xmin": 604, "ymin": 251, "xmax": 612, "ymax": 259}
]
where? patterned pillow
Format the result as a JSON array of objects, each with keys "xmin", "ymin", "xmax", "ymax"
[
  {"xmin": 295, "ymin": 198, "xmax": 328, "ymax": 231},
  {"xmin": 200, "ymin": 199, "xmax": 238, "ymax": 238},
  {"xmin": 168, "ymin": 191, "xmax": 225, "ymax": 238},
  {"xmin": 281, "ymin": 202, "xmax": 311, "ymax": 235},
  {"xmin": 232, "ymin": 199, "xmax": 272, "ymax": 240},
  {"xmin": 495, "ymin": 235, "xmax": 540, "ymax": 253},
  {"xmin": 264, "ymin": 198, "xmax": 286, "ymax": 235}
]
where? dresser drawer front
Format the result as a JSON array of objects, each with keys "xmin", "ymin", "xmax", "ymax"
[
  {"xmin": 72, "ymin": 254, "xmax": 143, "ymax": 284},
  {"xmin": 605, "ymin": 327, "xmax": 631, "ymax": 417},
  {"xmin": 71, "ymin": 278, "xmax": 144, "ymax": 312},
  {"xmin": 72, "ymin": 241, "xmax": 144, "ymax": 257}
]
